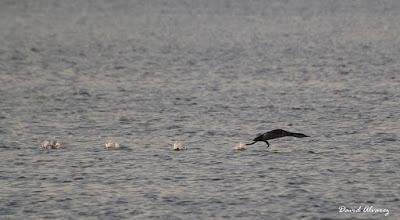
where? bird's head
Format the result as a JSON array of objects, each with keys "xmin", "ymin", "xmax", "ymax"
[{"xmin": 297, "ymin": 133, "xmax": 309, "ymax": 138}]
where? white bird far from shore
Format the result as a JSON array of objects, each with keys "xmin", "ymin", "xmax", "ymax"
[{"xmin": 173, "ymin": 141, "xmax": 187, "ymax": 151}]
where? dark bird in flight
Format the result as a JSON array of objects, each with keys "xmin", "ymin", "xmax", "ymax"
[{"xmin": 246, "ymin": 129, "xmax": 309, "ymax": 148}]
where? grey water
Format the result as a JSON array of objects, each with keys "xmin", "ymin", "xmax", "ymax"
[{"xmin": 1, "ymin": 1, "xmax": 399, "ymax": 219}]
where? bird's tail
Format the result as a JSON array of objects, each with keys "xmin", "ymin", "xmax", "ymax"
[
  {"xmin": 245, "ymin": 141, "xmax": 257, "ymax": 146},
  {"xmin": 291, "ymin": 132, "xmax": 309, "ymax": 138}
]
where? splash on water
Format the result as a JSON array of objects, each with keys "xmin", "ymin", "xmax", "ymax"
[{"xmin": 41, "ymin": 139, "xmax": 61, "ymax": 149}]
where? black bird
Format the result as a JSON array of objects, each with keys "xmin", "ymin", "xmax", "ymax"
[{"xmin": 246, "ymin": 129, "xmax": 309, "ymax": 148}]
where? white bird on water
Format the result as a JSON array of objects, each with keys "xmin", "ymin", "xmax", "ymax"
[
  {"xmin": 105, "ymin": 140, "xmax": 120, "ymax": 150},
  {"xmin": 173, "ymin": 141, "xmax": 187, "ymax": 151},
  {"xmin": 234, "ymin": 142, "xmax": 247, "ymax": 151},
  {"xmin": 41, "ymin": 139, "xmax": 61, "ymax": 149}
]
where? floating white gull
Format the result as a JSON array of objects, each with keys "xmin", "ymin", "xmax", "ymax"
[{"xmin": 173, "ymin": 141, "xmax": 187, "ymax": 151}]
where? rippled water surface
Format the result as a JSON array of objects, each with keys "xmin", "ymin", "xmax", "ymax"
[{"xmin": 1, "ymin": 1, "xmax": 399, "ymax": 219}]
